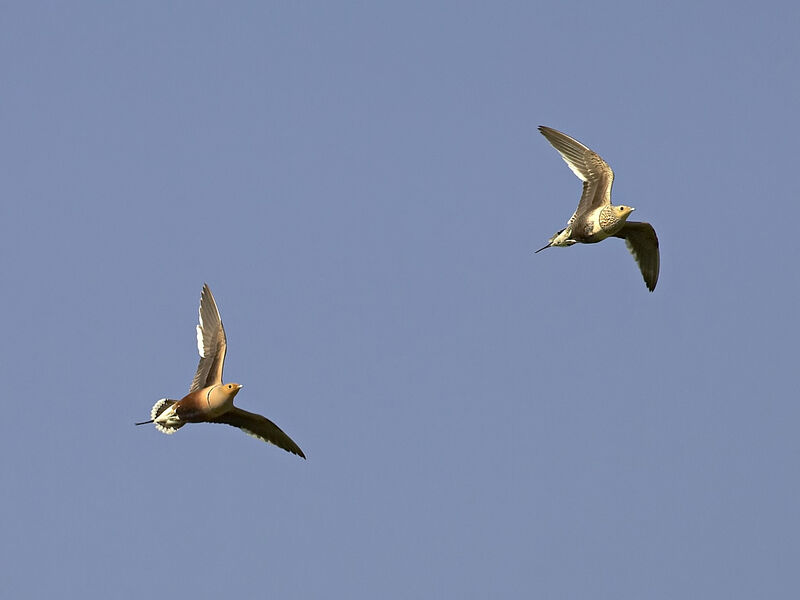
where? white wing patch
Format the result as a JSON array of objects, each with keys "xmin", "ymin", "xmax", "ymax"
[
  {"xmin": 557, "ymin": 154, "xmax": 588, "ymax": 182},
  {"xmin": 196, "ymin": 323, "xmax": 205, "ymax": 358}
]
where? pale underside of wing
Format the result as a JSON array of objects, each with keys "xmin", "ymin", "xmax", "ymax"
[
  {"xmin": 613, "ymin": 221, "xmax": 660, "ymax": 291},
  {"xmin": 209, "ymin": 407, "xmax": 306, "ymax": 458},
  {"xmin": 189, "ymin": 283, "xmax": 227, "ymax": 392},
  {"xmin": 538, "ymin": 126, "xmax": 615, "ymax": 221}
]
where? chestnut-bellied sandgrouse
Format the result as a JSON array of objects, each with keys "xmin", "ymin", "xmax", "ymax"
[{"xmin": 136, "ymin": 284, "xmax": 306, "ymax": 458}]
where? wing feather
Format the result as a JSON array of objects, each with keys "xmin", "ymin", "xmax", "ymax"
[
  {"xmin": 210, "ymin": 407, "xmax": 306, "ymax": 458},
  {"xmin": 613, "ymin": 222, "xmax": 660, "ymax": 291},
  {"xmin": 189, "ymin": 284, "xmax": 227, "ymax": 392},
  {"xmin": 539, "ymin": 126, "xmax": 615, "ymax": 220}
]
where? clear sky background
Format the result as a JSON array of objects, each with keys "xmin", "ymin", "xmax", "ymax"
[{"xmin": 2, "ymin": 1, "xmax": 799, "ymax": 598}]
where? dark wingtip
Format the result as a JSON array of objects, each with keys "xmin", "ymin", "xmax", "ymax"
[{"xmin": 291, "ymin": 445, "xmax": 307, "ymax": 459}]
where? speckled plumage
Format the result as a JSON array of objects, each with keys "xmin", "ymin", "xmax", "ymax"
[{"xmin": 536, "ymin": 126, "xmax": 660, "ymax": 291}]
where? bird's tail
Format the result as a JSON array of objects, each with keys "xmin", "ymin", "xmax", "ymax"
[{"xmin": 135, "ymin": 399, "xmax": 183, "ymax": 434}]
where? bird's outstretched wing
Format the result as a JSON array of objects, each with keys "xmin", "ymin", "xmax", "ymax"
[
  {"xmin": 539, "ymin": 126, "xmax": 614, "ymax": 220},
  {"xmin": 189, "ymin": 284, "xmax": 227, "ymax": 392},
  {"xmin": 210, "ymin": 407, "xmax": 306, "ymax": 458},
  {"xmin": 613, "ymin": 221, "xmax": 660, "ymax": 291}
]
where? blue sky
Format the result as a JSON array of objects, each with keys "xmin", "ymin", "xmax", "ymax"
[{"xmin": 2, "ymin": 1, "xmax": 799, "ymax": 597}]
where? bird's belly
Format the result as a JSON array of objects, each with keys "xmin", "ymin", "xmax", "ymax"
[
  {"xmin": 577, "ymin": 230, "xmax": 610, "ymax": 244},
  {"xmin": 573, "ymin": 220, "xmax": 610, "ymax": 244}
]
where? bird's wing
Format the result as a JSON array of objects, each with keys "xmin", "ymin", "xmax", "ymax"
[
  {"xmin": 189, "ymin": 284, "xmax": 227, "ymax": 392},
  {"xmin": 209, "ymin": 407, "xmax": 306, "ymax": 458},
  {"xmin": 613, "ymin": 222, "xmax": 660, "ymax": 291},
  {"xmin": 538, "ymin": 126, "xmax": 614, "ymax": 220}
]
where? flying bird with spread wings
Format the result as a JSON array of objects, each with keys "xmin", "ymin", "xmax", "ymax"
[
  {"xmin": 136, "ymin": 284, "xmax": 305, "ymax": 458},
  {"xmin": 536, "ymin": 125, "xmax": 660, "ymax": 291}
]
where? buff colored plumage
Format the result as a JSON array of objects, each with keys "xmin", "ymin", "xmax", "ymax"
[
  {"xmin": 536, "ymin": 126, "xmax": 660, "ymax": 291},
  {"xmin": 136, "ymin": 284, "xmax": 306, "ymax": 458}
]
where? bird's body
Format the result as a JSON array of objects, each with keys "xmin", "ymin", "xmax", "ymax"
[
  {"xmin": 136, "ymin": 284, "xmax": 306, "ymax": 459},
  {"xmin": 148, "ymin": 385, "xmax": 238, "ymax": 433},
  {"xmin": 548, "ymin": 204, "xmax": 632, "ymax": 246},
  {"xmin": 536, "ymin": 125, "xmax": 660, "ymax": 291}
]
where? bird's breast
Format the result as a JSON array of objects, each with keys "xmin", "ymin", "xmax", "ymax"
[
  {"xmin": 598, "ymin": 206, "xmax": 625, "ymax": 235},
  {"xmin": 175, "ymin": 387, "xmax": 232, "ymax": 422}
]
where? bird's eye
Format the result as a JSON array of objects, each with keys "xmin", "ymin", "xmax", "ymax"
[{"xmin": 227, "ymin": 384, "xmax": 232, "ymax": 389}]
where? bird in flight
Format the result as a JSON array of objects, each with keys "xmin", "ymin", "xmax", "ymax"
[
  {"xmin": 536, "ymin": 125, "xmax": 660, "ymax": 291},
  {"xmin": 136, "ymin": 284, "xmax": 306, "ymax": 458}
]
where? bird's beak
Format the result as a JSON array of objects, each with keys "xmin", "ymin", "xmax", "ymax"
[
  {"xmin": 535, "ymin": 243, "xmax": 551, "ymax": 253},
  {"xmin": 237, "ymin": 384, "xmax": 243, "ymax": 390}
]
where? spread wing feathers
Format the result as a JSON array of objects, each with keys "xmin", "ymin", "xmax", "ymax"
[
  {"xmin": 538, "ymin": 126, "xmax": 614, "ymax": 219},
  {"xmin": 189, "ymin": 284, "xmax": 227, "ymax": 392},
  {"xmin": 209, "ymin": 407, "xmax": 306, "ymax": 459},
  {"xmin": 613, "ymin": 222, "xmax": 660, "ymax": 292}
]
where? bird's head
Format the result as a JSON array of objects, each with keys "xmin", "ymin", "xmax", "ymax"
[
  {"xmin": 223, "ymin": 383, "xmax": 243, "ymax": 397},
  {"xmin": 615, "ymin": 205, "xmax": 635, "ymax": 221},
  {"xmin": 208, "ymin": 383, "xmax": 243, "ymax": 408}
]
